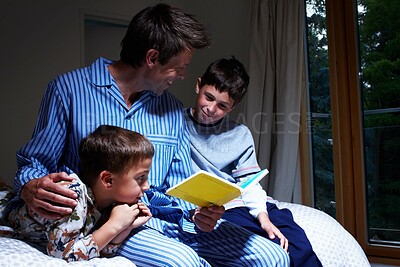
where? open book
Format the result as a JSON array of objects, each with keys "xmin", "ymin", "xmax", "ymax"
[{"xmin": 166, "ymin": 169, "xmax": 269, "ymax": 207}]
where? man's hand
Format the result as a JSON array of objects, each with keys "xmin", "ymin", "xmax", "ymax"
[
  {"xmin": 20, "ymin": 172, "xmax": 78, "ymax": 220},
  {"xmin": 192, "ymin": 205, "xmax": 225, "ymax": 232}
]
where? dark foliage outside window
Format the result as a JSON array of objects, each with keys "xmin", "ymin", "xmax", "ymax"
[{"xmin": 305, "ymin": 0, "xmax": 400, "ymax": 245}]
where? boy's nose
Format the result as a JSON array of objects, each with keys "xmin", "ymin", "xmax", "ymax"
[
  {"xmin": 207, "ymin": 103, "xmax": 217, "ymax": 114},
  {"xmin": 142, "ymin": 180, "xmax": 150, "ymax": 191}
]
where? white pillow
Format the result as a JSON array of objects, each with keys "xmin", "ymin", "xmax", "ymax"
[
  {"xmin": 274, "ymin": 201, "xmax": 370, "ymax": 267},
  {"xmin": 0, "ymin": 236, "xmax": 136, "ymax": 267}
]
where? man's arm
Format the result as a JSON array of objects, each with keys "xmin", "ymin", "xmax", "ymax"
[{"xmin": 15, "ymin": 81, "xmax": 78, "ymax": 218}]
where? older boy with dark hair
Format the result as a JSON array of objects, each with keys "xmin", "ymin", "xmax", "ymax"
[{"xmin": 185, "ymin": 57, "xmax": 323, "ymax": 267}]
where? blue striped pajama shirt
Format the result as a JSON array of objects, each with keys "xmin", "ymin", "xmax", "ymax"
[{"xmin": 9, "ymin": 57, "xmax": 289, "ymax": 267}]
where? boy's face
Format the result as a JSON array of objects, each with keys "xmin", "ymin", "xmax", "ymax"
[
  {"xmin": 110, "ymin": 158, "xmax": 152, "ymax": 205},
  {"xmin": 193, "ymin": 79, "xmax": 235, "ymax": 124}
]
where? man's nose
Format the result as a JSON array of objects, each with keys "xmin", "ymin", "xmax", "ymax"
[{"xmin": 177, "ymin": 69, "xmax": 186, "ymax": 80}]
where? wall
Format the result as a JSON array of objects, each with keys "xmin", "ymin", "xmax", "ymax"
[{"xmin": 0, "ymin": 0, "xmax": 250, "ymax": 185}]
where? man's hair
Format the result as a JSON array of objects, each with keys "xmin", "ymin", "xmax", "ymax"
[
  {"xmin": 120, "ymin": 3, "xmax": 211, "ymax": 68},
  {"xmin": 78, "ymin": 125, "xmax": 154, "ymax": 186},
  {"xmin": 199, "ymin": 57, "xmax": 250, "ymax": 105}
]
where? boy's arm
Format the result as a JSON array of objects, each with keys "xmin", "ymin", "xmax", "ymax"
[
  {"xmin": 240, "ymin": 184, "xmax": 268, "ymax": 217},
  {"xmin": 70, "ymin": 203, "xmax": 152, "ymax": 259},
  {"xmin": 102, "ymin": 202, "xmax": 152, "ymax": 252},
  {"xmin": 45, "ymin": 184, "xmax": 143, "ymax": 261},
  {"xmin": 41, "ymin": 181, "xmax": 105, "ymax": 262},
  {"xmin": 233, "ymin": 127, "xmax": 288, "ymax": 250},
  {"xmin": 93, "ymin": 204, "xmax": 146, "ymax": 256},
  {"xmin": 257, "ymin": 211, "xmax": 289, "ymax": 252},
  {"xmin": 234, "ymin": 126, "xmax": 268, "ymax": 217}
]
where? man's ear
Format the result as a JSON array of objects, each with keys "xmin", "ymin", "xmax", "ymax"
[
  {"xmin": 99, "ymin": 170, "xmax": 113, "ymax": 190},
  {"xmin": 195, "ymin": 77, "xmax": 201, "ymax": 94},
  {"xmin": 146, "ymin": 49, "xmax": 159, "ymax": 66}
]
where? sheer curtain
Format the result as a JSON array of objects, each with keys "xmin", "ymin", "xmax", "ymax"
[{"xmin": 243, "ymin": 0, "xmax": 304, "ymax": 202}]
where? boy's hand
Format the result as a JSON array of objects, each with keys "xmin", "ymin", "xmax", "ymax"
[
  {"xmin": 95, "ymin": 204, "xmax": 140, "ymax": 249},
  {"xmin": 109, "ymin": 204, "xmax": 140, "ymax": 231},
  {"xmin": 20, "ymin": 172, "xmax": 78, "ymax": 220},
  {"xmin": 106, "ymin": 203, "xmax": 152, "ymax": 247},
  {"xmin": 192, "ymin": 205, "xmax": 225, "ymax": 232},
  {"xmin": 258, "ymin": 211, "xmax": 289, "ymax": 252},
  {"xmin": 130, "ymin": 202, "xmax": 152, "ymax": 228}
]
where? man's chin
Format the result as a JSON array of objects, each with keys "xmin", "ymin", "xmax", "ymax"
[{"xmin": 155, "ymin": 88, "xmax": 168, "ymax": 96}]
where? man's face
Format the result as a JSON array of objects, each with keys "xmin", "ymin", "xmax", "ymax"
[{"xmin": 148, "ymin": 49, "xmax": 193, "ymax": 96}]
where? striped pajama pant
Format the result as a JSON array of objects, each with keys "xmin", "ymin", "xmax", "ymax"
[{"xmin": 117, "ymin": 219, "xmax": 290, "ymax": 267}]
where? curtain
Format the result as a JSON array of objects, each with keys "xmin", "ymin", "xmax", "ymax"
[{"xmin": 244, "ymin": 0, "xmax": 304, "ymax": 202}]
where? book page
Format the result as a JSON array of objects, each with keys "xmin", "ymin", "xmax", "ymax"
[{"xmin": 166, "ymin": 171, "xmax": 241, "ymax": 207}]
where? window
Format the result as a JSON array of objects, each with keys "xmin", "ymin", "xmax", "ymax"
[
  {"xmin": 357, "ymin": 0, "xmax": 400, "ymax": 248},
  {"xmin": 305, "ymin": 0, "xmax": 400, "ymax": 263}
]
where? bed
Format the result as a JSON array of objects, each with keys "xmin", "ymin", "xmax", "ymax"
[{"xmin": 0, "ymin": 181, "xmax": 370, "ymax": 267}]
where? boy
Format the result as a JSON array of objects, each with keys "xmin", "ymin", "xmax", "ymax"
[
  {"xmin": 185, "ymin": 57, "xmax": 322, "ymax": 267},
  {"xmin": 8, "ymin": 125, "xmax": 153, "ymax": 262}
]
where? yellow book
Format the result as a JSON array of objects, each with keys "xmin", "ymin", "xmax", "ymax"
[{"xmin": 166, "ymin": 169, "xmax": 269, "ymax": 207}]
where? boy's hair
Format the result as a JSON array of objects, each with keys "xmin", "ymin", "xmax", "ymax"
[
  {"xmin": 199, "ymin": 57, "xmax": 250, "ymax": 105},
  {"xmin": 120, "ymin": 3, "xmax": 211, "ymax": 68},
  {"xmin": 78, "ymin": 125, "xmax": 154, "ymax": 186}
]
